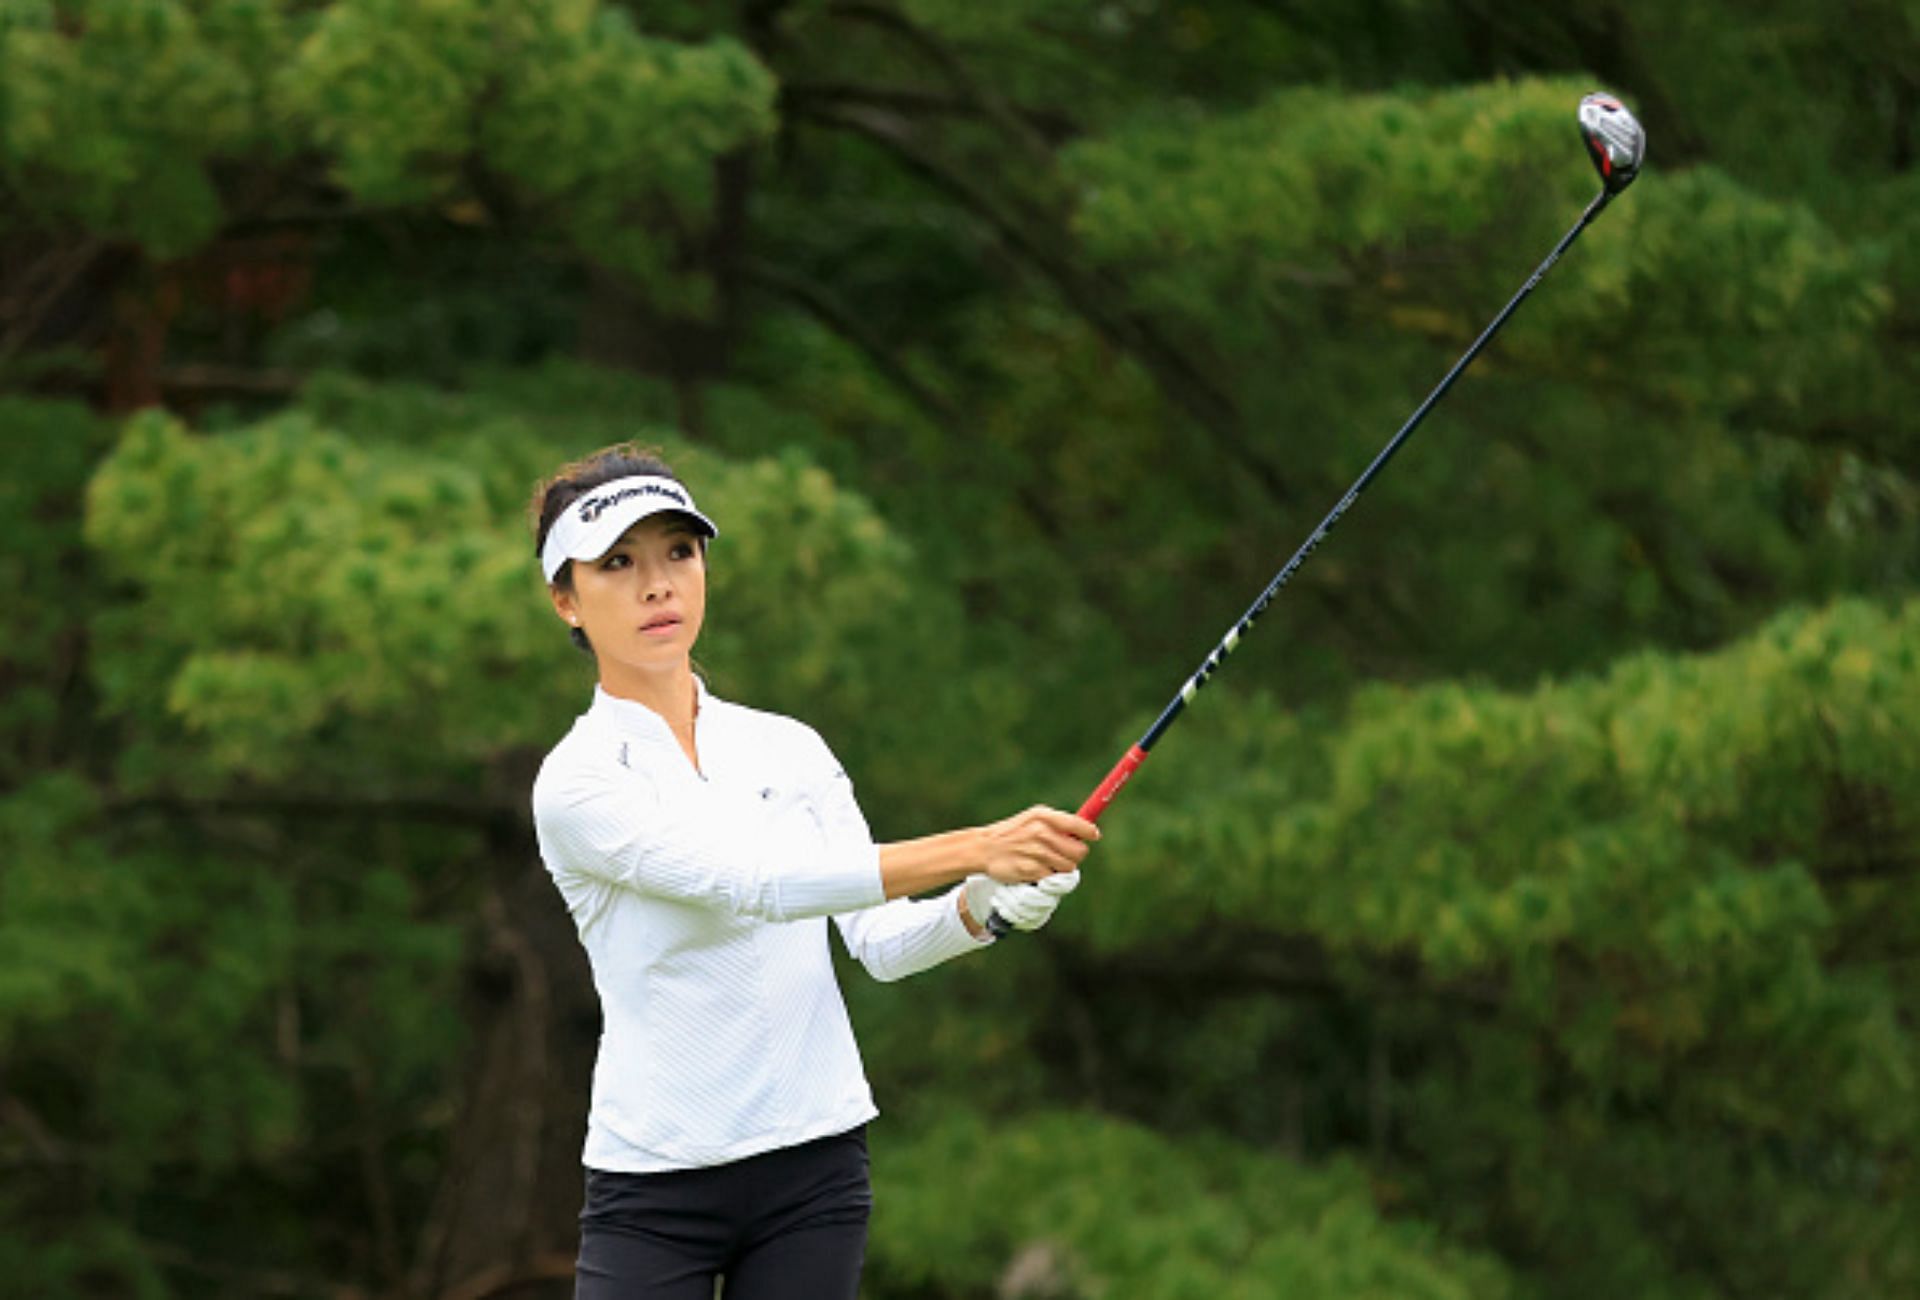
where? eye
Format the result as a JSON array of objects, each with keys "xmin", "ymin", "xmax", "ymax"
[
  {"xmin": 669, "ymin": 540, "xmax": 697, "ymax": 561},
  {"xmin": 599, "ymin": 553, "xmax": 631, "ymax": 571}
]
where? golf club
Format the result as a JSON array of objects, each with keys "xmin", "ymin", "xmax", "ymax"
[{"xmin": 988, "ymin": 91, "xmax": 1645, "ymax": 937}]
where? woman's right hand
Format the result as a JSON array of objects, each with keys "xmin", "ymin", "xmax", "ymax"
[{"xmin": 978, "ymin": 805, "xmax": 1100, "ymax": 883}]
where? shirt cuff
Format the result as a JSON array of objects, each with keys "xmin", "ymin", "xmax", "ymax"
[
  {"xmin": 954, "ymin": 886, "xmax": 997, "ymax": 946},
  {"xmin": 943, "ymin": 886, "xmax": 998, "ymax": 954}
]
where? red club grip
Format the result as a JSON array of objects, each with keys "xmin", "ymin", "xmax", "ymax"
[{"xmin": 1077, "ymin": 745, "xmax": 1148, "ymax": 822}]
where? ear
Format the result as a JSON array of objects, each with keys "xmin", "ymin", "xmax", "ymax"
[{"xmin": 549, "ymin": 581, "xmax": 582, "ymax": 629}]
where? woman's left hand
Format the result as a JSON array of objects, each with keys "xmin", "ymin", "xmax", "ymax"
[{"xmin": 961, "ymin": 870, "xmax": 1081, "ymax": 936}]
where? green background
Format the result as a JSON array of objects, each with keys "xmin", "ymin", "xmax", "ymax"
[{"xmin": 2, "ymin": 2, "xmax": 1916, "ymax": 1295}]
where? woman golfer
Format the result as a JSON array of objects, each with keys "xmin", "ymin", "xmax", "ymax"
[{"xmin": 529, "ymin": 445, "xmax": 1098, "ymax": 1298}]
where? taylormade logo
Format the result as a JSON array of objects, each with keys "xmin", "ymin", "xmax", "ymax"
[{"xmin": 577, "ymin": 481, "xmax": 688, "ymax": 523}]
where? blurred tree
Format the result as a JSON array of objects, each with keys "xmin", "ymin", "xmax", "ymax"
[{"xmin": 1, "ymin": 1, "xmax": 1916, "ymax": 1297}]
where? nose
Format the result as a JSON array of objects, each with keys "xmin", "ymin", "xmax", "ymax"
[{"xmin": 639, "ymin": 558, "xmax": 671, "ymax": 600}]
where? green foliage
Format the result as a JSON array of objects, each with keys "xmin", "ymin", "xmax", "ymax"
[
  {"xmin": 1069, "ymin": 81, "xmax": 1590, "ymax": 273},
  {"xmin": 281, "ymin": 0, "xmax": 776, "ymax": 291},
  {"xmin": 0, "ymin": 767, "xmax": 468, "ymax": 1291},
  {"xmin": 899, "ymin": 0, "xmax": 1089, "ymax": 43},
  {"xmin": 0, "ymin": 1215, "xmax": 167, "ymax": 1300},
  {"xmin": 1511, "ymin": 168, "xmax": 1889, "ymax": 419},
  {"xmin": 745, "ymin": 66, "xmax": 1913, "ymax": 707},
  {"xmin": 78, "ymin": 369, "xmax": 1016, "ymax": 825},
  {"xmin": 0, "ymin": 775, "xmax": 145, "ymax": 1063},
  {"xmin": 482, "ymin": 14, "xmax": 776, "ymax": 301},
  {"xmin": 279, "ymin": 0, "xmax": 519, "ymax": 204},
  {"xmin": 3, "ymin": 1, "xmax": 1919, "ymax": 1295},
  {"xmin": 1065, "ymin": 77, "xmax": 1887, "ymax": 422},
  {"xmin": 262, "ymin": 226, "xmax": 583, "ymax": 381},
  {"xmin": 0, "ymin": 0, "xmax": 292, "ymax": 251},
  {"xmin": 1068, "ymin": 598, "xmax": 1920, "ymax": 1295},
  {"xmin": 86, "ymin": 406, "xmax": 558, "ymax": 788},
  {"xmin": 1, "ymin": 0, "xmax": 774, "ymax": 281},
  {"xmin": 0, "ymin": 398, "xmax": 112, "ymax": 784},
  {"xmin": 870, "ymin": 1110, "xmax": 1515, "ymax": 1298}
]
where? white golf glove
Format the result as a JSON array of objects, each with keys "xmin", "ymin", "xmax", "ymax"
[{"xmin": 963, "ymin": 870, "xmax": 1081, "ymax": 937}]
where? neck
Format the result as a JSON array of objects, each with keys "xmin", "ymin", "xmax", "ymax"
[{"xmin": 599, "ymin": 660, "xmax": 698, "ymax": 733}]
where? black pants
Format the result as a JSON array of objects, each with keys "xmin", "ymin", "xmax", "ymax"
[{"xmin": 575, "ymin": 1127, "xmax": 871, "ymax": 1299}]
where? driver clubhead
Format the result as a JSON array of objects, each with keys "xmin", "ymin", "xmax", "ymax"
[{"xmin": 1579, "ymin": 93, "xmax": 1645, "ymax": 194}]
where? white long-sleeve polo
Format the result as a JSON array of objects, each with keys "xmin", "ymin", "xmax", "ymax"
[{"xmin": 532, "ymin": 682, "xmax": 989, "ymax": 1172}]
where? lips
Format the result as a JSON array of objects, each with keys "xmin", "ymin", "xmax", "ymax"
[{"xmin": 640, "ymin": 613, "xmax": 682, "ymax": 635}]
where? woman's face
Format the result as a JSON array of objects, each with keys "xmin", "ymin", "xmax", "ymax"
[{"xmin": 551, "ymin": 513, "xmax": 707, "ymax": 682}]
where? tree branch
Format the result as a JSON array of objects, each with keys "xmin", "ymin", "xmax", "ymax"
[
  {"xmin": 782, "ymin": 81, "xmax": 1073, "ymax": 137},
  {"xmin": 0, "ymin": 1094, "xmax": 72, "ymax": 1168},
  {"xmin": 825, "ymin": 1, "xmax": 1061, "ymax": 162},
  {"xmin": 797, "ymin": 101, "xmax": 1296, "ymax": 507},
  {"xmin": 478, "ymin": 885, "xmax": 552, "ymax": 1271},
  {"xmin": 739, "ymin": 257, "xmax": 1144, "ymax": 635},
  {"xmin": 739, "ymin": 257, "xmax": 956, "ymax": 424},
  {"xmin": 0, "ymin": 236, "xmax": 111, "ymax": 359}
]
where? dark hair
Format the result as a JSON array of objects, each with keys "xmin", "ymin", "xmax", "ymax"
[{"xmin": 529, "ymin": 443, "xmax": 702, "ymax": 654}]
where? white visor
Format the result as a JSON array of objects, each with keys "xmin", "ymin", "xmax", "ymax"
[{"xmin": 540, "ymin": 475, "xmax": 718, "ymax": 581}]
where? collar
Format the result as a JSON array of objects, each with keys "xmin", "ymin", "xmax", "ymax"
[{"xmin": 589, "ymin": 677, "xmax": 711, "ymax": 744}]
